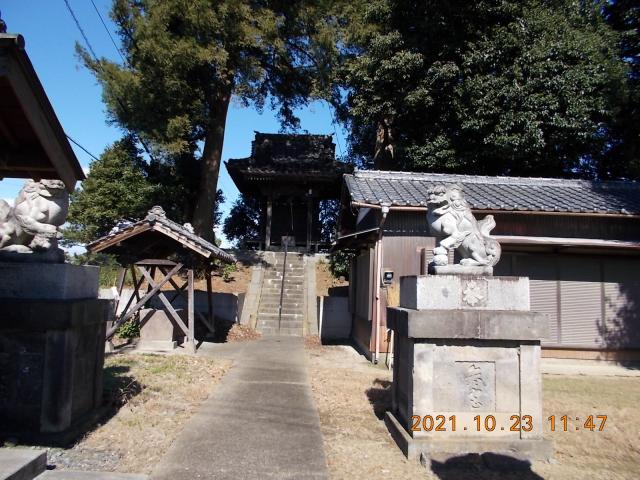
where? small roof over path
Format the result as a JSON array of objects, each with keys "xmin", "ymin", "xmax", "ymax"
[
  {"xmin": 0, "ymin": 33, "xmax": 84, "ymax": 192},
  {"xmin": 87, "ymin": 206, "xmax": 235, "ymax": 264},
  {"xmin": 344, "ymin": 170, "xmax": 640, "ymax": 216}
]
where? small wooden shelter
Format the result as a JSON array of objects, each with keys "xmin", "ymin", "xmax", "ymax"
[{"xmin": 87, "ymin": 206, "xmax": 235, "ymax": 352}]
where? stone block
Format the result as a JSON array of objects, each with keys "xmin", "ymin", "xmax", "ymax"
[
  {"xmin": 387, "ymin": 308, "xmax": 548, "ymax": 341},
  {"xmin": 0, "ymin": 263, "xmax": 99, "ymax": 300},
  {"xmin": 400, "ymin": 275, "xmax": 529, "ymax": 311},
  {"xmin": 0, "ymin": 298, "xmax": 108, "ymax": 436},
  {"xmin": 387, "ymin": 273, "xmax": 551, "ymax": 461},
  {"xmin": 138, "ymin": 308, "xmax": 187, "ymax": 351},
  {"xmin": 0, "ymin": 447, "xmax": 47, "ymax": 480}
]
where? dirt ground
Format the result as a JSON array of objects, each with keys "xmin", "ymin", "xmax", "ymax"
[
  {"xmin": 306, "ymin": 343, "xmax": 640, "ymax": 480},
  {"xmin": 48, "ymin": 353, "xmax": 230, "ymax": 474},
  {"xmin": 316, "ymin": 259, "xmax": 349, "ymax": 297},
  {"xmin": 194, "ymin": 261, "xmax": 253, "ymax": 294}
]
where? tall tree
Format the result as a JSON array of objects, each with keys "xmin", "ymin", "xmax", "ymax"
[
  {"xmin": 64, "ymin": 137, "xmax": 225, "ymax": 244},
  {"xmin": 604, "ymin": 0, "xmax": 640, "ymax": 179},
  {"xmin": 64, "ymin": 137, "xmax": 158, "ymax": 244},
  {"xmin": 337, "ymin": 0, "xmax": 630, "ymax": 178},
  {"xmin": 80, "ymin": 0, "xmax": 342, "ymax": 240}
]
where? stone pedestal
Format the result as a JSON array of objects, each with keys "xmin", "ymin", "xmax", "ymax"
[
  {"xmin": 137, "ymin": 308, "xmax": 187, "ymax": 351},
  {"xmin": 386, "ymin": 274, "xmax": 552, "ymax": 462},
  {"xmin": 0, "ymin": 263, "xmax": 108, "ymax": 440}
]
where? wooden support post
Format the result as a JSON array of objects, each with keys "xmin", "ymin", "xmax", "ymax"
[
  {"xmin": 107, "ymin": 262, "xmax": 182, "ymax": 339},
  {"xmin": 306, "ymin": 194, "xmax": 312, "ymax": 253},
  {"xmin": 206, "ymin": 268, "xmax": 214, "ymax": 326},
  {"xmin": 265, "ymin": 196, "xmax": 273, "ymax": 249},
  {"xmin": 188, "ymin": 268, "xmax": 195, "ymax": 353}
]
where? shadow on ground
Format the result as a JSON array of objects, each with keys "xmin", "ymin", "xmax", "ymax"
[
  {"xmin": 430, "ymin": 453, "xmax": 544, "ymax": 479},
  {"xmin": 365, "ymin": 378, "xmax": 392, "ymax": 419},
  {"xmin": 365, "ymin": 379, "xmax": 545, "ymax": 479},
  {"xmin": 0, "ymin": 365, "xmax": 144, "ymax": 448}
]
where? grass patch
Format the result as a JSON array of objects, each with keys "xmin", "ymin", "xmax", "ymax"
[
  {"xmin": 307, "ymin": 345, "xmax": 640, "ymax": 480},
  {"xmin": 55, "ymin": 353, "xmax": 230, "ymax": 474}
]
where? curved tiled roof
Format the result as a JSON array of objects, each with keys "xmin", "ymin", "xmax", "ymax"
[
  {"xmin": 344, "ymin": 171, "xmax": 640, "ymax": 215},
  {"xmin": 87, "ymin": 206, "xmax": 235, "ymax": 263}
]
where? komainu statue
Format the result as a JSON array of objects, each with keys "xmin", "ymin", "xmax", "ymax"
[
  {"xmin": 426, "ymin": 184, "xmax": 501, "ymax": 272},
  {"xmin": 0, "ymin": 179, "xmax": 69, "ymax": 262}
]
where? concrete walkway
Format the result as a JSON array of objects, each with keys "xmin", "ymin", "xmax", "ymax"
[{"xmin": 151, "ymin": 337, "xmax": 328, "ymax": 480}]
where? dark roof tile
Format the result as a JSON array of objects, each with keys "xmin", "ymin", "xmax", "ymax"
[{"xmin": 345, "ymin": 170, "xmax": 640, "ymax": 216}]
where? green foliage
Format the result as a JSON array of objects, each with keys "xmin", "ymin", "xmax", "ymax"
[
  {"xmin": 222, "ymin": 262, "xmax": 238, "ymax": 282},
  {"xmin": 116, "ymin": 319, "xmax": 140, "ymax": 339},
  {"xmin": 222, "ymin": 194, "xmax": 262, "ymax": 247},
  {"xmin": 329, "ymin": 249, "xmax": 356, "ymax": 280},
  {"xmin": 337, "ymin": 0, "xmax": 634, "ymax": 179},
  {"xmin": 79, "ymin": 0, "xmax": 343, "ymax": 238},
  {"xmin": 64, "ymin": 137, "xmax": 158, "ymax": 244},
  {"xmin": 67, "ymin": 252, "xmax": 130, "ymax": 287},
  {"xmin": 63, "ymin": 136, "xmax": 224, "ymax": 246}
]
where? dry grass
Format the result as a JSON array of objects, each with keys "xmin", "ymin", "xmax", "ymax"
[
  {"xmin": 316, "ymin": 260, "xmax": 349, "ymax": 297},
  {"xmin": 307, "ymin": 344, "xmax": 640, "ymax": 480},
  {"xmin": 226, "ymin": 323, "xmax": 261, "ymax": 342},
  {"xmin": 73, "ymin": 353, "xmax": 230, "ymax": 474}
]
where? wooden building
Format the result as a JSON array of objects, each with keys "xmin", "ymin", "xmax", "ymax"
[
  {"xmin": 0, "ymin": 33, "xmax": 84, "ymax": 192},
  {"xmin": 226, "ymin": 132, "xmax": 352, "ymax": 252},
  {"xmin": 336, "ymin": 170, "xmax": 640, "ymax": 362}
]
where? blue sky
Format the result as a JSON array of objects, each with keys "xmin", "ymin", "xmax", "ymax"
[{"xmin": 1, "ymin": 1, "xmax": 348, "ymax": 247}]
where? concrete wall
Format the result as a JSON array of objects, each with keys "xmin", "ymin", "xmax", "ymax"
[
  {"xmin": 100, "ymin": 288, "xmax": 243, "ymax": 324},
  {"xmin": 318, "ymin": 296, "xmax": 351, "ymax": 340}
]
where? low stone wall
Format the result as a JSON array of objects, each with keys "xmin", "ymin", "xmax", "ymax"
[{"xmin": 318, "ymin": 296, "xmax": 351, "ymax": 340}]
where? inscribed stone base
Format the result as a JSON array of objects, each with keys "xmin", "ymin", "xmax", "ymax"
[
  {"xmin": 387, "ymin": 273, "xmax": 551, "ymax": 462},
  {"xmin": 384, "ymin": 411, "xmax": 553, "ymax": 461},
  {"xmin": 400, "ymin": 275, "xmax": 530, "ymax": 311},
  {"xmin": 0, "ymin": 298, "xmax": 109, "ymax": 436},
  {"xmin": 430, "ymin": 264, "xmax": 493, "ymax": 276}
]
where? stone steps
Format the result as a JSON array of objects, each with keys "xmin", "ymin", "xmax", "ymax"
[
  {"xmin": 0, "ymin": 448, "xmax": 46, "ymax": 480},
  {"xmin": 256, "ymin": 252, "xmax": 307, "ymax": 336},
  {"xmin": 0, "ymin": 448, "xmax": 148, "ymax": 480},
  {"xmin": 260, "ymin": 327, "xmax": 303, "ymax": 336}
]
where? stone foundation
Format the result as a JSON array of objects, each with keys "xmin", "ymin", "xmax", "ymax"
[
  {"xmin": 387, "ymin": 274, "xmax": 552, "ymax": 461},
  {"xmin": 0, "ymin": 264, "xmax": 108, "ymax": 439}
]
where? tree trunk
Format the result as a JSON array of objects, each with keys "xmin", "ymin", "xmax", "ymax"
[{"xmin": 191, "ymin": 89, "xmax": 231, "ymax": 242}]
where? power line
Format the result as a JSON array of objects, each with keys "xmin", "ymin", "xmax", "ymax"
[
  {"xmin": 62, "ymin": 0, "xmax": 157, "ymax": 163},
  {"xmin": 66, "ymin": 134, "xmax": 100, "ymax": 162},
  {"xmin": 63, "ymin": 0, "xmax": 98, "ymax": 60},
  {"xmin": 89, "ymin": 0, "xmax": 126, "ymax": 64}
]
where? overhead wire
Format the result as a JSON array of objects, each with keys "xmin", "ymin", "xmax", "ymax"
[
  {"xmin": 66, "ymin": 134, "xmax": 100, "ymax": 162},
  {"xmin": 62, "ymin": 0, "xmax": 157, "ymax": 163},
  {"xmin": 89, "ymin": 0, "xmax": 127, "ymax": 64}
]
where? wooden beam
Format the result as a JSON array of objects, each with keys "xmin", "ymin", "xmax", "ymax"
[
  {"xmin": 188, "ymin": 269, "xmax": 196, "ymax": 353},
  {"xmin": 265, "ymin": 196, "xmax": 273, "ymax": 249},
  {"xmin": 106, "ymin": 269, "xmax": 146, "ymax": 339},
  {"xmin": 137, "ymin": 265, "xmax": 190, "ymax": 337},
  {"xmin": 88, "ymin": 223, "xmax": 151, "ymax": 253},
  {"xmin": 206, "ymin": 269, "xmax": 214, "ymax": 326},
  {"xmin": 113, "ymin": 262, "xmax": 183, "ymax": 329}
]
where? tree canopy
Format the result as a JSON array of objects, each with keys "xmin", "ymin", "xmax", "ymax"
[
  {"xmin": 337, "ymin": 0, "xmax": 635, "ymax": 179},
  {"xmin": 80, "ymin": 0, "xmax": 343, "ymax": 240},
  {"xmin": 64, "ymin": 137, "xmax": 223, "ymax": 245}
]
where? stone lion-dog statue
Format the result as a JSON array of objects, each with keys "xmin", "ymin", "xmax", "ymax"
[
  {"xmin": 426, "ymin": 183, "xmax": 501, "ymax": 270},
  {"xmin": 0, "ymin": 179, "xmax": 68, "ymax": 261}
]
